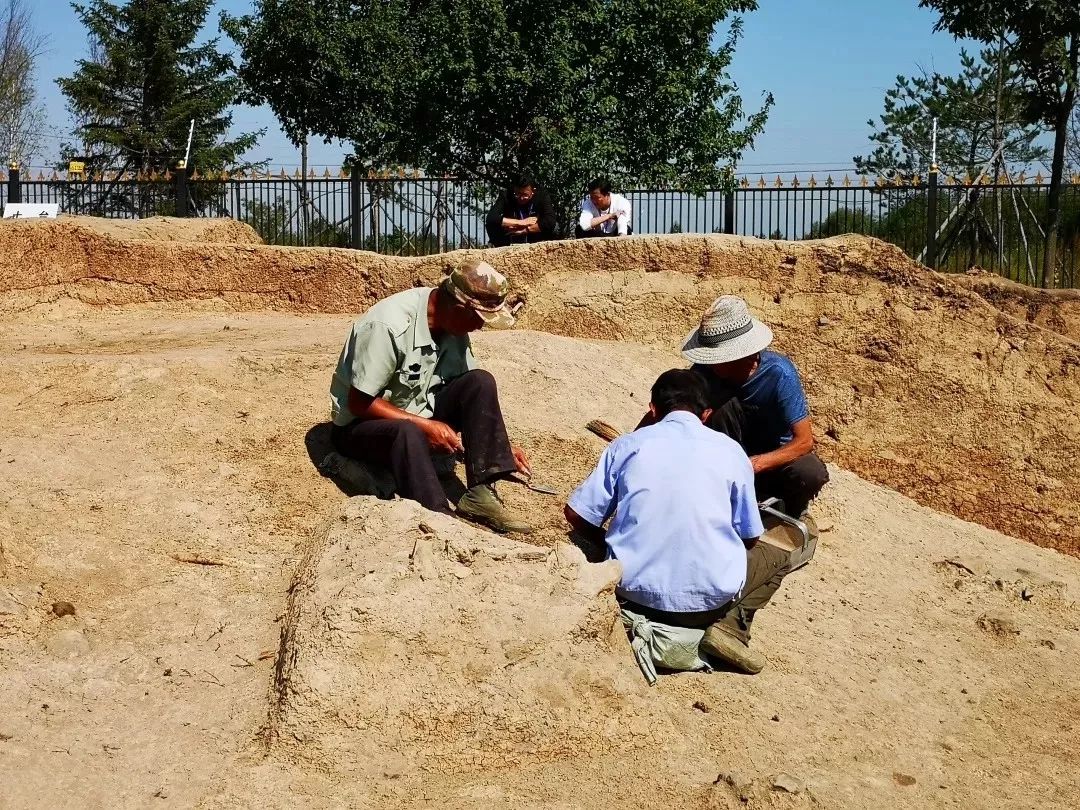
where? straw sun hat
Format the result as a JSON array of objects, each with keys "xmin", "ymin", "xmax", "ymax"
[{"xmin": 680, "ymin": 295, "xmax": 773, "ymax": 364}]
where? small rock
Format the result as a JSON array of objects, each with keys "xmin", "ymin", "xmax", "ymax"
[
  {"xmin": 817, "ymin": 315, "xmax": 831, "ymax": 327},
  {"xmin": 816, "ymin": 517, "xmax": 835, "ymax": 533},
  {"xmin": 153, "ymin": 788, "xmax": 169, "ymax": 799},
  {"xmin": 1037, "ymin": 639, "xmax": 1056, "ymax": 650},
  {"xmin": 770, "ymin": 713, "xmax": 781, "ymax": 722},
  {"xmin": 1020, "ymin": 587, "xmax": 1034, "ymax": 602},
  {"xmin": 515, "ymin": 550, "xmax": 549, "ymax": 562},
  {"xmin": 893, "ymin": 772, "xmax": 917, "ymax": 787},
  {"xmin": 51, "ymin": 601, "xmax": 76, "ymax": 618},
  {"xmin": 976, "ymin": 612, "xmax": 1020, "ymax": 637},
  {"xmin": 960, "ymin": 688, "xmax": 968, "ymax": 694},
  {"xmin": 410, "ymin": 538, "xmax": 438, "ymax": 581},
  {"xmin": 692, "ymin": 700, "xmax": 711, "ymax": 714},
  {"xmin": 46, "ymin": 628, "xmax": 90, "ymax": 659},
  {"xmin": 771, "ymin": 773, "xmax": 804, "ymax": 794}
]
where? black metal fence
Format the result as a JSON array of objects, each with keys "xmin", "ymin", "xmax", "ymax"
[{"xmin": 4, "ymin": 167, "xmax": 1079, "ymax": 287}]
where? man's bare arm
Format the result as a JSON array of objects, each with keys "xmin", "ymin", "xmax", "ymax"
[
  {"xmin": 750, "ymin": 417, "xmax": 814, "ymax": 474},
  {"xmin": 564, "ymin": 504, "xmax": 606, "ymax": 544},
  {"xmin": 348, "ymin": 387, "xmax": 461, "ymax": 453}
]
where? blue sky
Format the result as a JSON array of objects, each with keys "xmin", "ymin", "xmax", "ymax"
[{"xmin": 30, "ymin": 0, "xmax": 972, "ymax": 178}]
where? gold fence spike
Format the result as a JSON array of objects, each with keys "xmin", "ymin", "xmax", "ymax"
[
  {"xmin": 51, "ymin": 171, "xmax": 59, "ymax": 181},
  {"xmin": 1071, "ymin": 173, "xmax": 1080, "ymax": 185},
  {"xmin": 1016, "ymin": 171, "xmax": 1026, "ymax": 184},
  {"xmin": 323, "ymin": 168, "xmax": 331, "ymax": 178},
  {"xmin": 293, "ymin": 168, "xmax": 301, "ymax": 179},
  {"xmin": 791, "ymin": 175, "xmax": 800, "ymax": 188},
  {"xmin": 739, "ymin": 176, "xmax": 749, "ymax": 188},
  {"xmin": 164, "ymin": 170, "xmax": 173, "ymax": 181},
  {"xmin": 842, "ymin": 175, "xmax": 852, "ymax": 187},
  {"xmin": 825, "ymin": 175, "xmax": 834, "ymax": 187},
  {"xmin": 875, "ymin": 176, "xmax": 886, "ymax": 187},
  {"xmin": 772, "ymin": 175, "xmax": 782, "ymax": 187},
  {"xmin": 756, "ymin": 177, "xmax": 766, "ymax": 188},
  {"xmin": 860, "ymin": 176, "xmax": 869, "ymax": 187},
  {"xmin": 191, "ymin": 168, "xmax": 200, "ymax": 180},
  {"xmin": 1034, "ymin": 171, "xmax": 1044, "ymax": 184},
  {"xmin": 807, "ymin": 174, "xmax": 817, "ymax": 188}
]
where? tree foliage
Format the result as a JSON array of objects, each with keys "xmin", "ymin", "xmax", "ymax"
[
  {"xmin": 919, "ymin": 0, "xmax": 1080, "ymax": 285},
  {"xmin": 855, "ymin": 46, "xmax": 1047, "ymax": 178},
  {"xmin": 0, "ymin": 0, "xmax": 46, "ymax": 167},
  {"xmin": 225, "ymin": 0, "xmax": 772, "ymax": 232},
  {"xmin": 58, "ymin": 0, "xmax": 261, "ymax": 176}
]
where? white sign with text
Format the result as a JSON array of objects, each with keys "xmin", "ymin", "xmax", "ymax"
[{"xmin": 3, "ymin": 203, "xmax": 60, "ymax": 219}]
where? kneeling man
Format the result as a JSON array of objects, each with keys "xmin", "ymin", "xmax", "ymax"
[
  {"xmin": 329, "ymin": 259, "xmax": 532, "ymax": 533},
  {"xmin": 565, "ymin": 369, "xmax": 787, "ymax": 674}
]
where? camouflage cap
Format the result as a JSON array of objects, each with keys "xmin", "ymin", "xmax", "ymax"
[{"xmin": 441, "ymin": 259, "xmax": 516, "ymax": 329}]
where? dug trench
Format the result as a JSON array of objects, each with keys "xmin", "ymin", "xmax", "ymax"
[{"xmin": 0, "ymin": 218, "xmax": 1078, "ymax": 808}]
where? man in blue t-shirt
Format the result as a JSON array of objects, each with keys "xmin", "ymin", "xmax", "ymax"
[{"xmin": 680, "ymin": 295, "xmax": 829, "ymax": 519}]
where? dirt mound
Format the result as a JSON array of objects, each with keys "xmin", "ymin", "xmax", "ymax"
[
  {"xmin": 267, "ymin": 500, "xmax": 698, "ymax": 803},
  {"xmin": 2, "ymin": 214, "xmax": 262, "ymax": 245},
  {"xmin": 1, "ymin": 230, "xmax": 1077, "ymax": 555}
]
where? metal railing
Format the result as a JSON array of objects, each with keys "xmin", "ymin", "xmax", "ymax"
[{"xmin": 3, "ymin": 168, "xmax": 1079, "ymax": 286}]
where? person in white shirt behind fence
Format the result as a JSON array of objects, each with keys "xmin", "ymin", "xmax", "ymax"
[{"xmin": 576, "ymin": 177, "xmax": 632, "ymax": 238}]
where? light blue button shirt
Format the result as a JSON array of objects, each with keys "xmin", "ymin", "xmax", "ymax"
[{"xmin": 568, "ymin": 410, "xmax": 764, "ymax": 613}]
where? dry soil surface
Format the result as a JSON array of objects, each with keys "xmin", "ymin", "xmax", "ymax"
[{"xmin": 1, "ymin": 222, "xmax": 1078, "ymax": 808}]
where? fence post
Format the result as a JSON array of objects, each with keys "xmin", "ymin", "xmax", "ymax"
[
  {"xmin": 436, "ymin": 179, "xmax": 447, "ymax": 253},
  {"xmin": 350, "ymin": 164, "xmax": 363, "ymax": 250},
  {"xmin": 925, "ymin": 166, "xmax": 938, "ymax": 268},
  {"xmin": 7, "ymin": 164, "xmax": 21, "ymax": 205},
  {"xmin": 723, "ymin": 187, "xmax": 735, "ymax": 235},
  {"xmin": 174, "ymin": 163, "xmax": 189, "ymax": 217}
]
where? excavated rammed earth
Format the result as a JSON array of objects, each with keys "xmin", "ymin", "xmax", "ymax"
[{"xmin": 1, "ymin": 217, "xmax": 1078, "ymax": 556}]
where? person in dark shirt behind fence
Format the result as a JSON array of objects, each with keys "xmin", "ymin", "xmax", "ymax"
[{"xmin": 485, "ymin": 173, "xmax": 557, "ymax": 247}]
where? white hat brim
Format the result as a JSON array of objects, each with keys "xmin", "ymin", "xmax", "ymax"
[{"xmin": 680, "ymin": 320, "xmax": 773, "ymax": 364}]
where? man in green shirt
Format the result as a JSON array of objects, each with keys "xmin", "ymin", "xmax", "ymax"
[{"xmin": 329, "ymin": 259, "xmax": 532, "ymax": 533}]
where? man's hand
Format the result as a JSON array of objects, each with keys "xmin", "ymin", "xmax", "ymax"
[
  {"xmin": 421, "ymin": 419, "xmax": 463, "ymax": 454},
  {"xmin": 749, "ymin": 455, "xmax": 768, "ymax": 474},
  {"xmin": 511, "ymin": 445, "xmax": 531, "ymax": 476}
]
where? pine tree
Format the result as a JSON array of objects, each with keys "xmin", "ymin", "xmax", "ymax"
[{"xmin": 57, "ymin": 0, "xmax": 260, "ymax": 178}]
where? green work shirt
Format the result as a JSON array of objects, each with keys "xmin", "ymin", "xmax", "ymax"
[{"xmin": 330, "ymin": 287, "xmax": 476, "ymax": 425}]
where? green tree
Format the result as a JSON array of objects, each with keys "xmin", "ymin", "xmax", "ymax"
[
  {"xmin": 855, "ymin": 45, "xmax": 1047, "ymax": 179},
  {"xmin": 226, "ymin": 0, "xmax": 772, "ymax": 233},
  {"xmin": 58, "ymin": 0, "xmax": 260, "ymax": 180},
  {"xmin": 919, "ymin": 0, "xmax": 1080, "ymax": 286}
]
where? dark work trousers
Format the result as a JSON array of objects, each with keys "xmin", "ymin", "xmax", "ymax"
[
  {"xmin": 574, "ymin": 225, "xmax": 633, "ymax": 238},
  {"xmin": 618, "ymin": 540, "xmax": 791, "ymax": 644},
  {"xmin": 707, "ymin": 396, "xmax": 829, "ymax": 518},
  {"xmin": 330, "ymin": 369, "xmax": 518, "ymax": 513}
]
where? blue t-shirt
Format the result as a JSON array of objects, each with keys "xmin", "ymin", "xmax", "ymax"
[{"xmin": 693, "ymin": 350, "xmax": 809, "ymax": 455}]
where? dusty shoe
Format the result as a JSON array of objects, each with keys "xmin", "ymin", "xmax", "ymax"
[
  {"xmin": 700, "ymin": 625, "xmax": 766, "ymax": 674},
  {"xmin": 456, "ymin": 483, "xmax": 533, "ymax": 534}
]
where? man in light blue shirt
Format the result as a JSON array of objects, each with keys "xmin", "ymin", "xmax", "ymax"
[{"xmin": 566, "ymin": 369, "xmax": 778, "ymax": 674}]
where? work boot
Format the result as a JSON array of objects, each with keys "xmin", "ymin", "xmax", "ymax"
[
  {"xmin": 700, "ymin": 624, "xmax": 766, "ymax": 674},
  {"xmin": 456, "ymin": 483, "xmax": 533, "ymax": 534}
]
